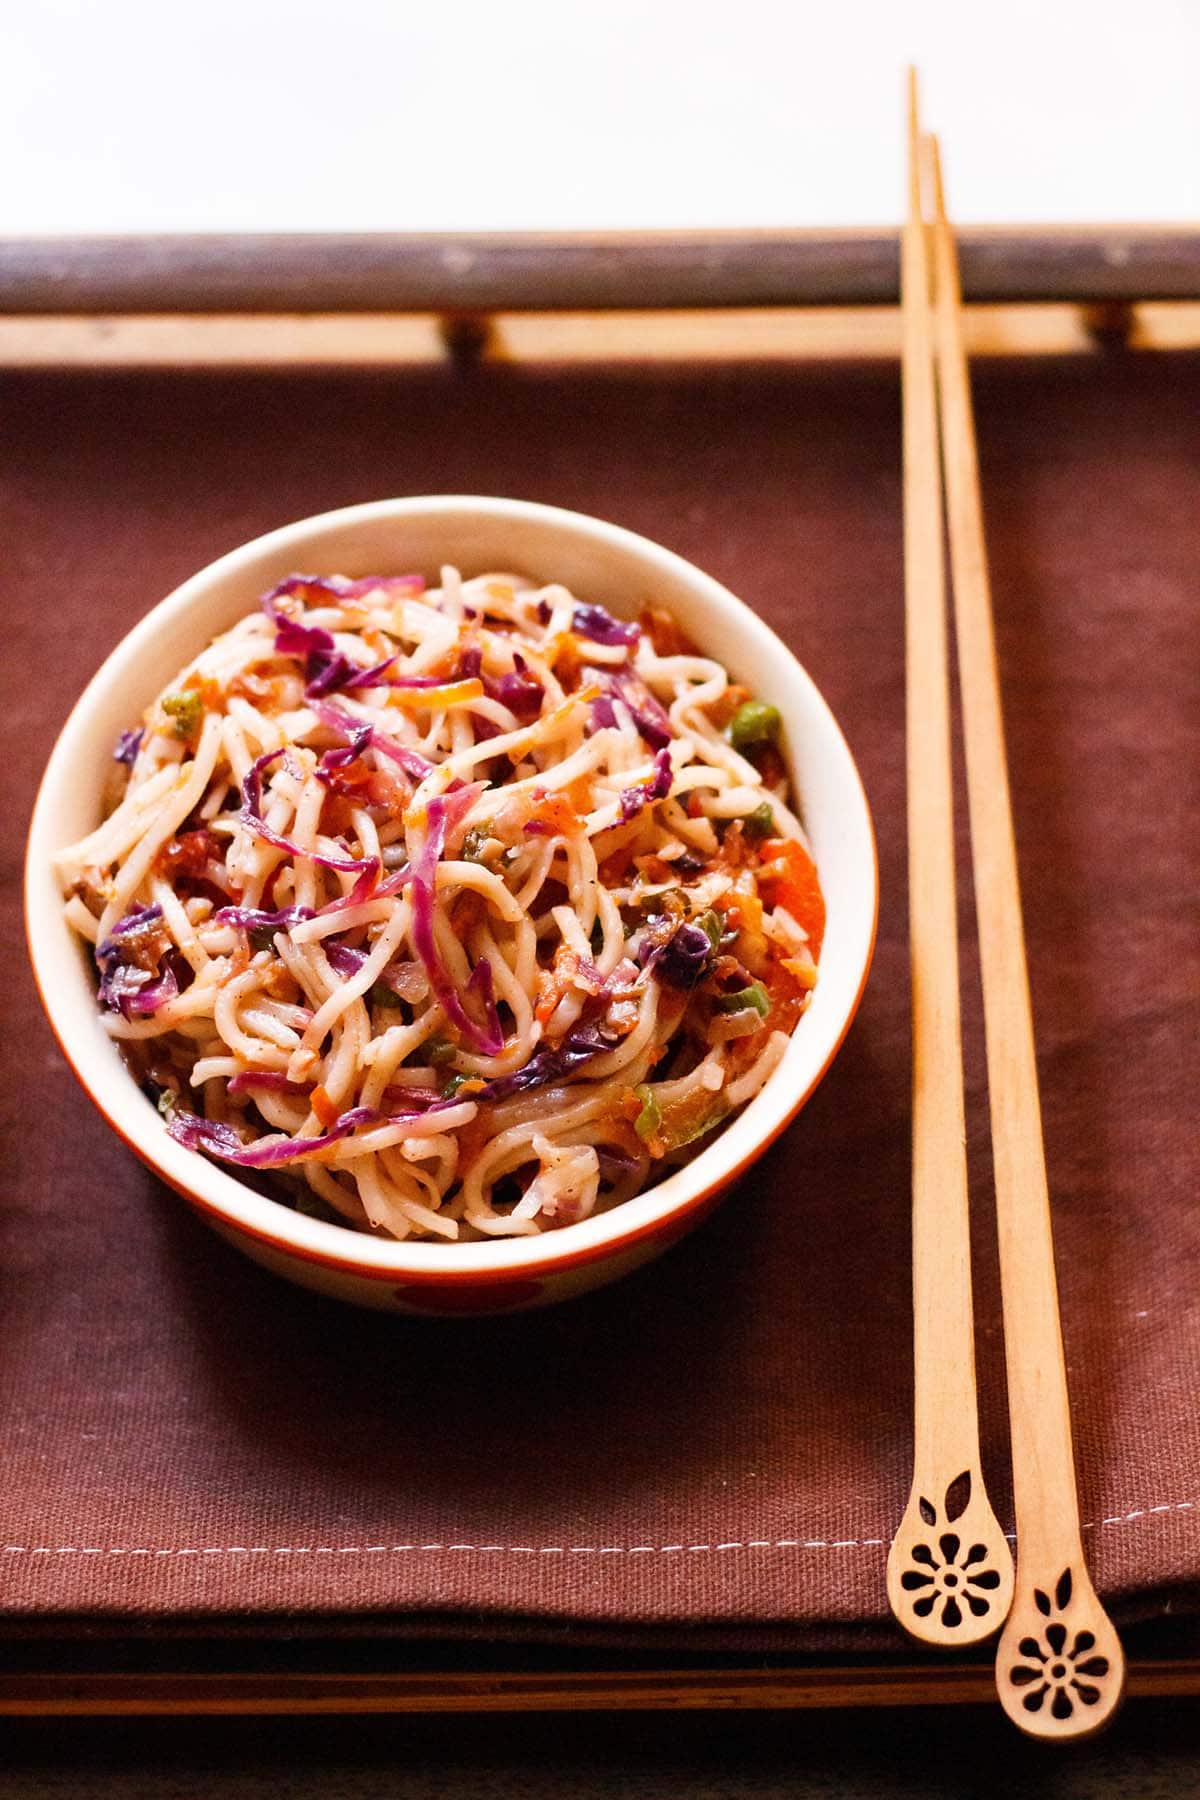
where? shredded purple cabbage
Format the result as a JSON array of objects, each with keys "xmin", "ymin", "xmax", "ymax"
[
  {"xmin": 454, "ymin": 645, "xmax": 542, "ymax": 720},
  {"xmin": 408, "ymin": 793, "xmax": 500, "ymax": 1056},
  {"xmin": 654, "ymin": 920, "xmax": 714, "ymax": 990},
  {"xmin": 380, "ymin": 1083, "xmax": 448, "ymax": 1112},
  {"xmin": 383, "ymin": 1080, "xmax": 447, "ymax": 1108},
  {"xmin": 172, "ymin": 1019, "xmax": 619, "ymax": 1169},
  {"xmin": 295, "ymin": 642, "xmax": 356, "ymax": 700},
  {"xmin": 99, "ymin": 961, "xmax": 180, "ymax": 1019},
  {"xmin": 113, "ymin": 727, "xmax": 143, "ymax": 767},
  {"xmin": 569, "ymin": 952, "xmax": 606, "ymax": 992},
  {"xmin": 310, "ymin": 700, "xmax": 433, "ymax": 783},
  {"xmin": 214, "ymin": 903, "xmax": 316, "ymax": 933},
  {"xmin": 265, "ymin": 603, "xmax": 354, "ymax": 699},
  {"xmin": 168, "ymin": 1103, "xmax": 384, "ymax": 1169},
  {"xmin": 590, "ymin": 694, "xmax": 617, "ymax": 731},
  {"xmin": 315, "ymin": 720, "xmax": 374, "ymax": 781},
  {"xmin": 320, "ymin": 939, "xmax": 420, "ymax": 1004},
  {"xmin": 271, "ymin": 611, "xmax": 336, "ymax": 662},
  {"xmin": 321, "ymin": 941, "xmax": 368, "ymax": 980},
  {"xmin": 95, "ymin": 905, "xmax": 179, "ymax": 1019},
  {"xmin": 618, "ymin": 746, "xmax": 674, "ymax": 824},
  {"xmin": 262, "ymin": 575, "xmax": 423, "ymax": 699},
  {"xmin": 307, "ymin": 858, "xmax": 411, "ymax": 928},
  {"xmin": 341, "ymin": 653, "xmax": 400, "ymax": 690},
  {"xmin": 226, "ymin": 1070, "xmax": 311, "ymax": 1097},
  {"xmin": 490, "ymin": 661, "xmax": 543, "ymax": 720},
  {"xmin": 465, "ymin": 958, "xmax": 503, "ymax": 1055},
  {"xmin": 96, "ymin": 904, "xmax": 162, "ymax": 954},
  {"xmin": 240, "ymin": 748, "xmax": 377, "ymax": 875},
  {"xmin": 596, "ymin": 1145, "xmax": 641, "ymax": 1181},
  {"xmin": 262, "ymin": 573, "xmax": 424, "ymax": 610},
  {"xmin": 298, "ymin": 932, "xmax": 428, "ymax": 1011},
  {"xmin": 169, "ymin": 1089, "xmax": 468, "ymax": 1168},
  {"xmin": 610, "ymin": 669, "xmax": 672, "ymax": 751},
  {"xmin": 383, "ymin": 1080, "xmax": 456, "ymax": 1108},
  {"xmin": 572, "ymin": 603, "xmax": 640, "ymax": 648},
  {"xmin": 597, "ymin": 956, "xmax": 641, "ymax": 999},
  {"xmin": 471, "ymin": 1022, "xmax": 616, "ymax": 1104},
  {"xmin": 304, "ymin": 652, "xmax": 360, "ymax": 698}
]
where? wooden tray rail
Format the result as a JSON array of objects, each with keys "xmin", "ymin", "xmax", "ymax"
[
  {"xmin": 2, "ymin": 1657, "xmax": 1198, "ymax": 1717},
  {"xmin": 0, "ymin": 227, "xmax": 1197, "ymax": 316}
]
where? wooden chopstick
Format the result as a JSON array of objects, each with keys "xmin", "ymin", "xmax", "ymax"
[
  {"xmin": 886, "ymin": 72, "xmax": 1014, "ymax": 1652},
  {"xmin": 925, "ymin": 131, "xmax": 1126, "ymax": 1739}
]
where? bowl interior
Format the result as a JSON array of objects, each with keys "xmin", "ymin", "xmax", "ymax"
[{"xmin": 26, "ymin": 496, "xmax": 877, "ymax": 1276}]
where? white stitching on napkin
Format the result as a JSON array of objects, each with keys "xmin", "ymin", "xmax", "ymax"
[
  {"xmin": 0, "ymin": 1537, "xmax": 887, "ymax": 1557},
  {"xmin": 0, "ymin": 1499, "xmax": 1194, "ymax": 1563}
]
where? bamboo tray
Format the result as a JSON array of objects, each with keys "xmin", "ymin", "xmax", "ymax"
[{"xmin": 5, "ymin": 226, "xmax": 1198, "ymax": 1716}]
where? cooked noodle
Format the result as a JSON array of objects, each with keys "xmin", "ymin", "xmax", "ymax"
[{"xmin": 57, "ymin": 569, "xmax": 826, "ymax": 1240}]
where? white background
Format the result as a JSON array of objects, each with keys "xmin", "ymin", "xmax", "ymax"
[{"xmin": 6, "ymin": 0, "xmax": 1199, "ymax": 233}]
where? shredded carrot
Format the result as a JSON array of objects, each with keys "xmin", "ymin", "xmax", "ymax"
[
  {"xmin": 321, "ymin": 757, "xmax": 373, "ymax": 793},
  {"xmin": 716, "ymin": 883, "xmax": 770, "ymax": 976},
  {"xmin": 552, "ymin": 636, "xmax": 584, "ymax": 689},
  {"xmin": 638, "ymin": 606, "xmax": 699, "ymax": 658},
  {"xmin": 182, "ymin": 672, "xmax": 223, "ymax": 713},
  {"xmin": 782, "ymin": 955, "xmax": 819, "ymax": 990},
  {"xmin": 534, "ymin": 969, "xmax": 560, "ymax": 1026},
  {"xmin": 633, "ymin": 854, "xmax": 680, "ymax": 885},
  {"xmin": 709, "ymin": 683, "xmax": 750, "ymax": 728},
  {"xmin": 566, "ymin": 774, "xmax": 594, "ymax": 816},
  {"xmin": 310, "ymin": 1085, "xmax": 338, "ymax": 1128},
  {"xmin": 758, "ymin": 838, "xmax": 826, "ymax": 960},
  {"xmin": 386, "ymin": 678, "xmax": 484, "ymax": 711},
  {"xmin": 529, "ymin": 792, "xmax": 583, "ymax": 836}
]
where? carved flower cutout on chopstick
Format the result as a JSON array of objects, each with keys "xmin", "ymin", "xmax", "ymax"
[
  {"xmin": 1008, "ymin": 1569, "xmax": 1112, "ymax": 1719},
  {"xmin": 898, "ymin": 1472, "xmax": 1003, "ymax": 1629},
  {"xmin": 899, "ymin": 1531, "xmax": 1003, "ymax": 1627}
]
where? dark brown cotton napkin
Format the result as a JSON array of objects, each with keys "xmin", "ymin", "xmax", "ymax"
[{"xmin": 2, "ymin": 348, "xmax": 1197, "ymax": 1649}]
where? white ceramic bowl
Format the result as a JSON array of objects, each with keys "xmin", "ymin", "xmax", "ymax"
[{"xmin": 26, "ymin": 496, "xmax": 877, "ymax": 1314}]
